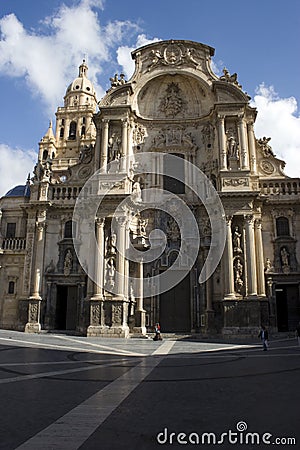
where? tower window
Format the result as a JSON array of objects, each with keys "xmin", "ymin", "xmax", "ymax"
[
  {"xmin": 276, "ymin": 217, "xmax": 290, "ymax": 237},
  {"xmin": 82, "ymin": 117, "xmax": 86, "ymax": 124},
  {"xmin": 8, "ymin": 281, "xmax": 15, "ymax": 294},
  {"xmin": 81, "ymin": 126, "xmax": 86, "ymax": 136},
  {"xmin": 64, "ymin": 220, "xmax": 76, "ymax": 238},
  {"xmin": 69, "ymin": 121, "xmax": 77, "ymax": 140},
  {"xmin": 42, "ymin": 150, "xmax": 48, "ymax": 160},
  {"xmin": 61, "ymin": 119, "xmax": 65, "ymax": 126},
  {"xmin": 60, "ymin": 127, "xmax": 64, "ymax": 138},
  {"xmin": 6, "ymin": 223, "xmax": 16, "ymax": 238}
]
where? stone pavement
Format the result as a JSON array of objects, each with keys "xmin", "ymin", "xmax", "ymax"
[{"xmin": 0, "ymin": 330, "xmax": 299, "ymax": 449}]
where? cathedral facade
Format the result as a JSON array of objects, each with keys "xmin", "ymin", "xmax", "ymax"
[{"xmin": 0, "ymin": 40, "xmax": 299, "ymax": 337}]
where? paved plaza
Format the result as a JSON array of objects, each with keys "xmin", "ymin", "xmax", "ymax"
[{"xmin": 0, "ymin": 330, "xmax": 299, "ymax": 449}]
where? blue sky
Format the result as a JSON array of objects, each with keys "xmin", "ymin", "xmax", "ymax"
[{"xmin": 0, "ymin": 0, "xmax": 300, "ymax": 196}]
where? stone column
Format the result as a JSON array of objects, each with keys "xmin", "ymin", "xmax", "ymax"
[
  {"xmin": 218, "ymin": 116, "xmax": 227, "ymax": 170},
  {"xmin": 116, "ymin": 217, "xmax": 126, "ymax": 299},
  {"xmin": 245, "ymin": 215, "xmax": 258, "ymax": 297},
  {"xmin": 254, "ymin": 219, "xmax": 266, "ymax": 296},
  {"xmin": 94, "ymin": 125, "xmax": 101, "ymax": 171},
  {"xmin": 224, "ymin": 216, "xmax": 235, "ymax": 298},
  {"xmin": 100, "ymin": 119, "xmax": 109, "ymax": 173},
  {"xmin": 87, "ymin": 218, "xmax": 105, "ymax": 336},
  {"xmin": 134, "ymin": 257, "xmax": 146, "ymax": 335},
  {"xmin": 247, "ymin": 121, "xmax": 257, "ymax": 174},
  {"xmin": 238, "ymin": 116, "xmax": 250, "ymax": 170},
  {"xmin": 91, "ymin": 218, "xmax": 105, "ymax": 300},
  {"xmin": 25, "ymin": 222, "xmax": 45, "ymax": 333},
  {"xmin": 120, "ymin": 119, "xmax": 128, "ymax": 172}
]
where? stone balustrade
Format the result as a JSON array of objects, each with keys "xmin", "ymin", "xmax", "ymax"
[
  {"xmin": 260, "ymin": 179, "xmax": 300, "ymax": 196},
  {"xmin": 2, "ymin": 238, "xmax": 26, "ymax": 251}
]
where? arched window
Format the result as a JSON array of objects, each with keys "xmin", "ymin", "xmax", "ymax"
[
  {"xmin": 276, "ymin": 217, "xmax": 290, "ymax": 237},
  {"xmin": 64, "ymin": 220, "xmax": 76, "ymax": 238},
  {"xmin": 68, "ymin": 121, "xmax": 77, "ymax": 140},
  {"xmin": 8, "ymin": 281, "xmax": 15, "ymax": 294},
  {"xmin": 42, "ymin": 150, "xmax": 48, "ymax": 160},
  {"xmin": 60, "ymin": 127, "xmax": 64, "ymax": 138},
  {"xmin": 81, "ymin": 126, "xmax": 86, "ymax": 136}
]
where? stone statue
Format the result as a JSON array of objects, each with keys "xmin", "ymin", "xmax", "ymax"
[
  {"xmin": 233, "ymin": 226, "xmax": 242, "ymax": 253},
  {"xmin": 107, "ymin": 233, "xmax": 117, "ymax": 255},
  {"xmin": 280, "ymin": 247, "xmax": 289, "ymax": 267},
  {"xmin": 138, "ymin": 218, "xmax": 148, "ymax": 237},
  {"xmin": 45, "ymin": 259, "xmax": 55, "ymax": 273},
  {"xmin": 227, "ymin": 131, "xmax": 239, "ymax": 159},
  {"xmin": 234, "ymin": 258, "xmax": 243, "ymax": 292},
  {"xmin": 106, "ymin": 257, "xmax": 115, "ymax": 286},
  {"xmin": 265, "ymin": 258, "xmax": 274, "ymax": 273},
  {"xmin": 63, "ymin": 250, "xmax": 73, "ymax": 276},
  {"xmin": 132, "ymin": 180, "xmax": 142, "ymax": 202},
  {"xmin": 258, "ymin": 136, "xmax": 274, "ymax": 157}
]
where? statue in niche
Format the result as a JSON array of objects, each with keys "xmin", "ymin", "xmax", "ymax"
[
  {"xmin": 106, "ymin": 233, "xmax": 117, "ymax": 256},
  {"xmin": 280, "ymin": 247, "xmax": 290, "ymax": 268},
  {"xmin": 131, "ymin": 180, "xmax": 142, "ymax": 202},
  {"xmin": 137, "ymin": 217, "xmax": 148, "ymax": 237},
  {"xmin": 234, "ymin": 258, "xmax": 244, "ymax": 292},
  {"xmin": 106, "ymin": 257, "xmax": 115, "ymax": 286},
  {"xmin": 63, "ymin": 249, "xmax": 73, "ymax": 276},
  {"xmin": 226, "ymin": 129, "xmax": 239, "ymax": 159},
  {"xmin": 108, "ymin": 133, "xmax": 121, "ymax": 161},
  {"xmin": 233, "ymin": 226, "xmax": 242, "ymax": 253}
]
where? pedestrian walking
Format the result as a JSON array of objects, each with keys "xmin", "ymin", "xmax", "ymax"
[
  {"xmin": 153, "ymin": 323, "xmax": 162, "ymax": 341},
  {"xmin": 258, "ymin": 325, "xmax": 269, "ymax": 351},
  {"xmin": 295, "ymin": 322, "xmax": 300, "ymax": 347}
]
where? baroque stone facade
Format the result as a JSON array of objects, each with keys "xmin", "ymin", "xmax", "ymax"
[{"xmin": 0, "ymin": 41, "xmax": 299, "ymax": 337}]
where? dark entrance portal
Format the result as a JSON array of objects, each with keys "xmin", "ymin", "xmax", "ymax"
[
  {"xmin": 56, "ymin": 285, "xmax": 78, "ymax": 330},
  {"xmin": 276, "ymin": 284, "xmax": 300, "ymax": 332},
  {"xmin": 160, "ymin": 273, "xmax": 191, "ymax": 332}
]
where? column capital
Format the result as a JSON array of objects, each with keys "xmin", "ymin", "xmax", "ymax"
[
  {"xmin": 102, "ymin": 118, "xmax": 110, "ymax": 126},
  {"xmin": 225, "ymin": 215, "xmax": 233, "ymax": 225},
  {"xmin": 95, "ymin": 217, "xmax": 105, "ymax": 227},
  {"xmin": 254, "ymin": 218, "xmax": 262, "ymax": 229},
  {"xmin": 244, "ymin": 214, "xmax": 254, "ymax": 225}
]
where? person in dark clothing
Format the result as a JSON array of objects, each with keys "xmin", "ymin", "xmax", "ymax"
[
  {"xmin": 153, "ymin": 323, "xmax": 162, "ymax": 341},
  {"xmin": 258, "ymin": 326, "xmax": 269, "ymax": 351}
]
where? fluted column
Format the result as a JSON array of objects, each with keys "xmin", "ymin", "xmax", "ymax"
[
  {"xmin": 92, "ymin": 218, "xmax": 105, "ymax": 299},
  {"xmin": 25, "ymin": 222, "xmax": 45, "ymax": 333},
  {"xmin": 218, "ymin": 116, "xmax": 227, "ymax": 170},
  {"xmin": 224, "ymin": 216, "xmax": 235, "ymax": 298},
  {"xmin": 254, "ymin": 219, "xmax": 266, "ymax": 296},
  {"xmin": 116, "ymin": 217, "xmax": 126, "ymax": 298},
  {"xmin": 245, "ymin": 215, "xmax": 258, "ymax": 296},
  {"xmin": 120, "ymin": 119, "xmax": 128, "ymax": 172},
  {"xmin": 247, "ymin": 121, "xmax": 257, "ymax": 174},
  {"xmin": 100, "ymin": 119, "xmax": 109, "ymax": 173},
  {"xmin": 238, "ymin": 116, "xmax": 249, "ymax": 170}
]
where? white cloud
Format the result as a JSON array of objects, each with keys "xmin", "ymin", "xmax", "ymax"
[
  {"xmin": 0, "ymin": 0, "xmax": 140, "ymax": 113},
  {"xmin": 251, "ymin": 84, "xmax": 300, "ymax": 178},
  {"xmin": 117, "ymin": 34, "xmax": 161, "ymax": 79},
  {"xmin": 0, "ymin": 145, "xmax": 36, "ymax": 198}
]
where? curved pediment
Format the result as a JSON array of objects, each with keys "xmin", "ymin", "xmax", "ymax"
[{"xmin": 135, "ymin": 74, "xmax": 212, "ymax": 120}]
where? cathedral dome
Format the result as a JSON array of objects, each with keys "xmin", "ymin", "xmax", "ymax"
[
  {"xmin": 64, "ymin": 60, "xmax": 97, "ymax": 106},
  {"xmin": 5, "ymin": 184, "xmax": 30, "ymax": 198}
]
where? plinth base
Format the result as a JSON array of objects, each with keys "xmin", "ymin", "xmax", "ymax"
[
  {"xmin": 25, "ymin": 322, "xmax": 41, "ymax": 333},
  {"xmin": 87, "ymin": 325, "xmax": 129, "ymax": 338}
]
